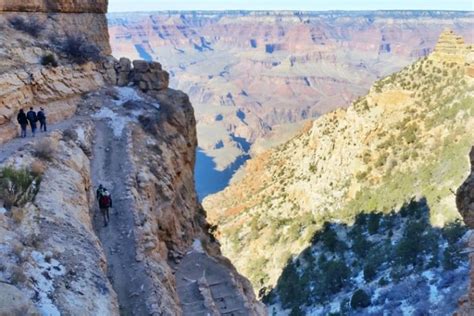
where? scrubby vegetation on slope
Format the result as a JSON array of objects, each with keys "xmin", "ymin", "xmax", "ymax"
[
  {"xmin": 204, "ymin": 31, "xmax": 474, "ymax": 299},
  {"xmin": 267, "ymin": 199, "xmax": 468, "ymax": 315}
]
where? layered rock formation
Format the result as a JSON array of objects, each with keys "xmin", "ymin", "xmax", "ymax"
[
  {"xmin": 0, "ymin": 0, "xmax": 108, "ymax": 13},
  {"xmin": 204, "ymin": 30, "xmax": 474, "ymax": 306},
  {"xmin": 108, "ymin": 11, "xmax": 474, "ymax": 199},
  {"xmin": 0, "ymin": 3, "xmax": 264, "ymax": 316}
]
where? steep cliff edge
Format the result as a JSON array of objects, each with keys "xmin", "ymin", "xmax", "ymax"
[
  {"xmin": 457, "ymin": 148, "xmax": 474, "ymax": 315},
  {"xmin": 0, "ymin": 0, "xmax": 108, "ymax": 13},
  {"xmin": 0, "ymin": 4, "xmax": 263, "ymax": 316}
]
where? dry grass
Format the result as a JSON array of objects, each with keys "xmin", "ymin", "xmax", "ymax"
[
  {"xmin": 33, "ymin": 138, "xmax": 57, "ymax": 161},
  {"xmin": 12, "ymin": 243, "xmax": 25, "ymax": 263},
  {"xmin": 11, "ymin": 207, "xmax": 25, "ymax": 224},
  {"xmin": 30, "ymin": 160, "xmax": 46, "ymax": 177},
  {"xmin": 10, "ymin": 266, "xmax": 27, "ymax": 285}
]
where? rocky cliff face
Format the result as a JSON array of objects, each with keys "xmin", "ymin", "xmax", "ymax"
[
  {"xmin": 109, "ymin": 11, "xmax": 474, "ymax": 194},
  {"xmin": 0, "ymin": 4, "xmax": 263, "ymax": 316},
  {"xmin": 204, "ymin": 30, "xmax": 474, "ymax": 312},
  {"xmin": 0, "ymin": 0, "xmax": 108, "ymax": 13},
  {"xmin": 457, "ymin": 148, "xmax": 474, "ymax": 316}
]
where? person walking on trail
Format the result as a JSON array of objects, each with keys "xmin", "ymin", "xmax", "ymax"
[
  {"xmin": 17, "ymin": 109, "xmax": 28, "ymax": 138},
  {"xmin": 26, "ymin": 107, "xmax": 38, "ymax": 137},
  {"xmin": 37, "ymin": 107, "xmax": 47, "ymax": 132},
  {"xmin": 97, "ymin": 185, "xmax": 112, "ymax": 227}
]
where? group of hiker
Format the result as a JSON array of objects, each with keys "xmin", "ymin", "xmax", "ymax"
[
  {"xmin": 97, "ymin": 184, "xmax": 113, "ymax": 227},
  {"xmin": 17, "ymin": 107, "xmax": 47, "ymax": 138}
]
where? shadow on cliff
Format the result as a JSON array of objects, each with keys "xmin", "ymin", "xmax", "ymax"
[{"xmin": 262, "ymin": 198, "xmax": 469, "ymax": 315}]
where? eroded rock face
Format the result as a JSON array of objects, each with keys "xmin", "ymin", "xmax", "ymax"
[
  {"xmin": 108, "ymin": 11, "xmax": 474, "ymax": 173},
  {"xmin": 457, "ymin": 148, "xmax": 474, "ymax": 227},
  {"xmin": 0, "ymin": 0, "xmax": 108, "ymax": 13},
  {"xmin": 457, "ymin": 147, "xmax": 474, "ymax": 316}
]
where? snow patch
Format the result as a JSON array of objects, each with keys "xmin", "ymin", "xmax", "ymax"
[
  {"xmin": 93, "ymin": 108, "xmax": 131, "ymax": 138},
  {"xmin": 191, "ymin": 239, "xmax": 205, "ymax": 253},
  {"xmin": 28, "ymin": 251, "xmax": 66, "ymax": 316},
  {"xmin": 113, "ymin": 87, "xmax": 143, "ymax": 105},
  {"xmin": 422, "ymin": 270, "xmax": 441, "ymax": 305},
  {"xmin": 400, "ymin": 300, "xmax": 415, "ymax": 316},
  {"xmin": 75, "ymin": 127, "xmax": 85, "ymax": 144}
]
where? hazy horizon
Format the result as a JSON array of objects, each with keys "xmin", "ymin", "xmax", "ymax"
[{"xmin": 109, "ymin": 0, "xmax": 473, "ymax": 13}]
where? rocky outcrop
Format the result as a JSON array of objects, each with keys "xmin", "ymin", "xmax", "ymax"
[
  {"xmin": 457, "ymin": 148, "xmax": 474, "ymax": 227},
  {"xmin": 0, "ymin": 0, "xmax": 108, "ymax": 13},
  {"xmin": 110, "ymin": 58, "xmax": 170, "ymax": 91},
  {"xmin": 457, "ymin": 147, "xmax": 474, "ymax": 316},
  {"xmin": 0, "ymin": 5, "xmax": 111, "ymax": 145},
  {"xmin": 0, "ymin": 3, "xmax": 263, "ymax": 314},
  {"xmin": 432, "ymin": 29, "xmax": 468, "ymax": 63}
]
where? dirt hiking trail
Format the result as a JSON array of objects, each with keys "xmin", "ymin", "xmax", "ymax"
[{"xmin": 91, "ymin": 121, "xmax": 153, "ymax": 316}]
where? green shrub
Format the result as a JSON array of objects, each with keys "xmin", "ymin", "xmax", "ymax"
[
  {"xmin": 363, "ymin": 263, "xmax": 377, "ymax": 282},
  {"xmin": 9, "ymin": 16, "xmax": 45, "ymax": 37},
  {"xmin": 314, "ymin": 259, "xmax": 351, "ymax": 299},
  {"xmin": 350, "ymin": 289, "xmax": 371, "ymax": 309},
  {"xmin": 41, "ymin": 54, "xmax": 58, "ymax": 67},
  {"xmin": 378, "ymin": 277, "xmax": 388, "ymax": 286},
  {"xmin": 55, "ymin": 35, "xmax": 102, "ymax": 65},
  {"xmin": 442, "ymin": 244, "xmax": 464, "ymax": 270},
  {"xmin": 395, "ymin": 220, "xmax": 427, "ymax": 266},
  {"xmin": 350, "ymin": 228, "xmax": 373, "ymax": 258},
  {"xmin": 442, "ymin": 219, "xmax": 466, "ymax": 245},
  {"xmin": 0, "ymin": 167, "xmax": 39, "ymax": 209},
  {"xmin": 367, "ymin": 213, "xmax": 381, "ymax": 235}
]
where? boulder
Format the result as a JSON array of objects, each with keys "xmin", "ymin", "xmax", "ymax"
[{"xmin": 0, "ymin": 283, "xmax": 40, "ymax": 316}]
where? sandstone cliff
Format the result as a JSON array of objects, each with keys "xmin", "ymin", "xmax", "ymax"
[
  {"xmin": 204, "ymin": 29, "xmax": 474, "ymax": 301},
  {"xmin": 0, "ymin": 3, "xmax": 263, "ymax": 316},
  {"xmin": 0, "ymin": 0, "xmax": 108, "ymax": 13}
]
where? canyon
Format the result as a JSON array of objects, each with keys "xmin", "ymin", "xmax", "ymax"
[
  {"xmin": 0, "ymin": 2, "xmax": 473, "ymax": 315},
  {"xmin": 204, "ymin": 29, "xmax": 474, "ymax": 314},
  {"xmin": 0, "ymin": 2, "xmax": 263, "ymax": 315},
  {"xmin": 108, "ymin": 10, "xmax": 474, "ymax": 198}
]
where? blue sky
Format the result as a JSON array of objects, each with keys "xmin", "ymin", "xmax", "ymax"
[{"xmin": 108, "ymin": 0, "xmax": 473, "ymax": 12}]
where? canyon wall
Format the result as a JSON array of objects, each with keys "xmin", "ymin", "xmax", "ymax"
[
  {"xmin": 0, "ymin": 4, "xmax": 111, "ymax": 145},
  {"xmin": 0, "ymin": 3, "xmax": 263, "ymax": 316},
  {"xmin": 0, "ymin": 0, "xmax": 108, "ymax": 13},
  {"xmin": 457, "ymin": 148, "xmax": 474, "ymax": 315},
  {"xmin": 204, "ymin": 30, "xmax": 474, "ymax": 312},
  {"xmin": 109, "ymin": 11, "xmax": 474, "ymax": 196}
]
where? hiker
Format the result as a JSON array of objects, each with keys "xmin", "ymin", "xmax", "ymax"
[
  {"xmin": 17, "ymin": 109, "xmax": 28, "ymax": 138},
  {"xmin": 37, "ymin": 107, "xmax": 47, "ymax": 132},
  {"xmin": 97, "ymin": 185, "xmax": 112, "ymax": 227},
  {"xmin": 26, "ymin": 107, "xmax": 38, "ymax": 137}
]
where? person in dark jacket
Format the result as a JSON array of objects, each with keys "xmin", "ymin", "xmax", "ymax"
[
  {"xmin": 17, "ymin": 109, "xmax": 28, "ymax": 138},
  {"xmin": 97, "ymin": 185, "xmax": 113, "ymax": 227},
  {"xmin": 26, "ymin": 107, "xmax": 37, "ymax": 137},
  {"xmin": 37, "ymin": 107, "xmax": 47, "ymax": 132}
]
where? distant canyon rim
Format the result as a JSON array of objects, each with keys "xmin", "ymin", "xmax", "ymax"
[{"xmin": 108, "ymin": 10, "xmax": 474, "ymax": 198}]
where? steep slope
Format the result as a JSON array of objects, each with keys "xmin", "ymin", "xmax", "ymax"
[
  {"xmin": 204, "ymin": 29, "xmax": 474, "ymax": 303},
  {"xmin": 457, "ymin": 147, "xmax": 474, "ymax": 315},
  {"xmin": 0, "ymin": 4, "xmax": 264, "ymax": 316},
  {"xmin": 109, "ymin": 11, "xmax": 474, "ymax": 199}
]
